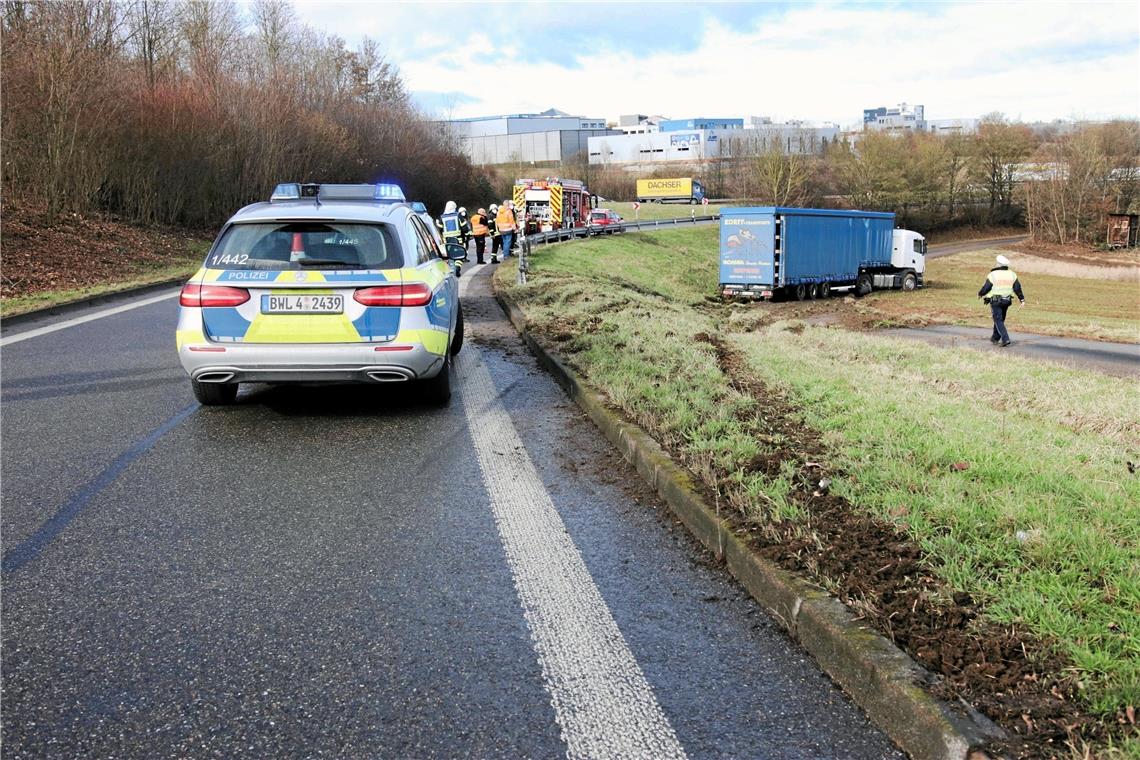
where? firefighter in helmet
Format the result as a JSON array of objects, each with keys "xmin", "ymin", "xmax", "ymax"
[
  {"xmin": 437, "ymin": 201, "xmax": 464, "ymax": 276},
  {"xmin": 488, "ymin": 203, "xmax": 501, "ymax": 264}
]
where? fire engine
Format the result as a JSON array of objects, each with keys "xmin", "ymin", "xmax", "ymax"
[{"xmin": 513, "ymin": 178, "xmax": 593, "ymax": 234}]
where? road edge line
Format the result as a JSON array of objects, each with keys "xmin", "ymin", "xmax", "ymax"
[{"xmin": 493, "ymin": 284, "xmax": 1007, "ymax": 760}]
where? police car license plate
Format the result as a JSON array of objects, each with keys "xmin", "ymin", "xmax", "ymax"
[{"xmin": 261, "ymin": 294, "xmax": 344, "ymax": 314}]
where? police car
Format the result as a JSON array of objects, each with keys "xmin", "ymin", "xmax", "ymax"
[{"xmin": 176, "ymin": 183, "xmax": 465, "ymax": 406}]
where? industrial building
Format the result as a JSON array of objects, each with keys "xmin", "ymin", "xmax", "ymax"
[
  {"xmin": 659, "ymin": 117, "xmax": 744, "ymax": 131},
  {"xmin": 863, "ymin": 103, "xmax": 927, "ymax": 131},
  {"xmin": 618, "ymin": 114, "xmax": 667, "ymax": 134},
  {"xmin": 438, "ymin": 109, "xmax": 621, "ymax": 165},
  {"xmin": 926, "ymin": 118, "xmax": 979, "ymax": 135},
  {"xmin": 587, "ymin": 122, "xmax": 839, "ymax": 165}
]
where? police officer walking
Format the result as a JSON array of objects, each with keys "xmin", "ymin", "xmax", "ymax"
[{"xmin": 977, "ymin": 254, "xmax": 1026, "ymax": 347}]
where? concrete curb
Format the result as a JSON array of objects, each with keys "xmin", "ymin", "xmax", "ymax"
[
  {"xmin": 493, "ymin": 285, "xmax": 1006, "ymax": 760},
  {"xmin": 1, "ymin": 276, "xmax": 189, "ymax": 330}
]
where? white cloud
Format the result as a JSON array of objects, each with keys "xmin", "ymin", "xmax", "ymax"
[{"xmin": 290, "ymin": 1, "xmax": 1139, "ymax": 124}]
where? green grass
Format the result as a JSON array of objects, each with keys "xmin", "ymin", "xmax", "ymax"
[
  {"xmin": 498, "ymin": 227, "xmax": 1140, "ymax": 749},
  {"xmin": 1, "ymin": 252, "xmax": 206, "ymax": 317},
  {"xmin": 599, "ymin": 201, "xmax": 725, "ymax": 222}
]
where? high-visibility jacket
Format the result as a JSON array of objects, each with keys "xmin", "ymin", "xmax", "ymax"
[
  {"xmin": 495, "ymin": 206, "xmax": 517, "ymax": 233},
  {"xmin": 986, "ymin": 268, "xmax": 1018, "ymax": 298},
  {"xmin": 470, "ymin": 214, "xmax": 489, "ymax": 237},
  {"xmin": 439, "ymin": 212, "xmax": 462, "ymax": 241}
]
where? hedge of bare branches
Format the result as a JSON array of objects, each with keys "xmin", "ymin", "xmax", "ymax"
[{"xmin": 2, "ymin": 0, "xmax": 483, "ymax": 228}]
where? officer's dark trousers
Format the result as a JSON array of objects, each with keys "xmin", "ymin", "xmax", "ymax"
[
  {"xmin": 990, "ymin": 298, "xmax": 1011, "ymax": 343},
  {"xmin": 474, "ymin": 235, "xmax": 486, "ymax": 263}
]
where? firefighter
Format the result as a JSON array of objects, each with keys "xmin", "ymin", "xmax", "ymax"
[
  {"xmin": 496, "ymin": 200, "xmax": 518, "ymax": 259},
  {"xmin": 470, "ymin": 207, "xmax": 489, "ymax": 264},
  {"xmin": 457, "ymin": 207, "xmax": 472, "ymax": 257},
  {"xmin": 977, "ymin": 254, "xmax": 1026, "ymax": 347},
  {"xmin": 488, "ymin": 203, "xmax": 501, "ymax": 264},
  {"xmin": 437, "ymin": 201, "xmax": 464, "ymax": 276}
]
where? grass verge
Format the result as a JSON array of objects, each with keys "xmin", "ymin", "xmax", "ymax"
[
  {"xmin": 1, "ymin": 257, "xmax": 203, "ymax": 317},
  {"xmin": 496, "ymin": 227, "xmax": 1140, "ymax": 757},
  {"xmin": 600, "ymin": 201, "xmax": 725, "ymax": 222}
]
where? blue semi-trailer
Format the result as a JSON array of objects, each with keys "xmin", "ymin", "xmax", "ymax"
[{"xmin": 719, "ymin": 207, "xmax": 927, "ymax": 300}]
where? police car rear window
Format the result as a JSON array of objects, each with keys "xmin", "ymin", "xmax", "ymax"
[{"xmin": 207, "ymin": 222, "xmax": 402, "ymax": 270}]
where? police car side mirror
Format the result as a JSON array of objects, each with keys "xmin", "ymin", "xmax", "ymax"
[{"xmin": 445, "ymin": 243, "xmax": 466, "ymax": 260}]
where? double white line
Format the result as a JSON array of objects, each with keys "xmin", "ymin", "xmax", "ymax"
[{"xmin": 457, "ymin": 266, "xmax": 686, "ymax": 759}]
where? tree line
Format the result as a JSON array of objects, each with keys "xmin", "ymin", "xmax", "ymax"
[
  {"xmin": 1, "ymin": 0, "xmax": 484, "ymax": 228},
  {"xmin": 577, "ymin": 116, "xmax": 1139, "ymax": 245}
]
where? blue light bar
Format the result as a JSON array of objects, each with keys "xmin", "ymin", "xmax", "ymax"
[
  {"xmin": 374, "ymin": 183, "xmax": 406, "ymax": 202},
  {"xmin": 270, "ymin": 183, "xmax": 301, "ymax": 201}
]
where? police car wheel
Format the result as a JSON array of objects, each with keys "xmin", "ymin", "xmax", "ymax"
[
  {"xmin": 192, "ymin": 379, "xmax": 238, "ymax": 406},
  {"xmin": 422, "ymin": 354, "xmax": 452, "ymax": 405},
  {"xmin": 450, "ymin": 304, "xmax": 464, "ymax": 356}
]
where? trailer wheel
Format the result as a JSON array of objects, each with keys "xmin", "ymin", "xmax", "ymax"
[
  {"xmin": 818, "ymin": 282, "xmax": 831, "ymax": 299},
  {"xmin": 808, "ymin": 283, "xmax": 820, "ymax": 300},
  {"xmin": 901, "ymin": 272, "xmax": 917, "ymax": 292},
  {"xmin": 795, "ymin": 284, "xmax": 808, "ymax": 301},
  {"xmin": 856, "ymin": 273, "xmax": 873, "ymax": 297}
]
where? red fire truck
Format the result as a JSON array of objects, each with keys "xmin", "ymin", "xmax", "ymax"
[{"xmin": 513, "ymin": 178, "xmax": 592, "ymax": 234}]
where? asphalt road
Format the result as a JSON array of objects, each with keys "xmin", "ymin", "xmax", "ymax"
[
  {"xmin": 884, "ymin": 325, "xmax": 1140, "ymax": 378},
  {"xmin": 926, "ymin": 235, "xmax": 1027, "ymax": 259},
  {"xmin": 1, "ymin": 263, "xmax": 904, "ymax": 758}
]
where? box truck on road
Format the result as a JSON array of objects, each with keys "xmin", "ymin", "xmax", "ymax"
[
  {"xmin": 636, "ymin": 177, "xmax": 706, "ymax": 204},
  {"xmin": 719, "ymin": 207, "xmax": 927, "ymax": 301}
]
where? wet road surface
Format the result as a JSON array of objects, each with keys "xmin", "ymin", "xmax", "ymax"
[{"xmin": 1, "ymin": 263, "xmax": 904, "ymax": 758}]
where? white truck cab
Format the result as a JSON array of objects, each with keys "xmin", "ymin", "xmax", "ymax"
[{"xmin": 891, "ymin": 229, "xmax": 927, "ymax": 274}]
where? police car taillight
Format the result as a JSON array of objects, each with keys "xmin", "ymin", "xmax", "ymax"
[
  {"xmin": 180, "ymin": 284, "xmax": 250, "ymax": 308},
  {"xmin": 353, "ymin": 283, "xmax": 432, "ymax": 307}
]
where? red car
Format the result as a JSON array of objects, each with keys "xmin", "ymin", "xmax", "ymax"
[{"xmin": 588, "ymin": 208, "xmax": 624, "ymax": 234}]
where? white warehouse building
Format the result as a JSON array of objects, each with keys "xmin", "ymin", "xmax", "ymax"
[
  {"xmin": 439, "ymin": 109, "xmax": 622, "ymax": 165},
  {"xmin": 587, "ymin": 124, "xmax": 839, "ymax": 165}
]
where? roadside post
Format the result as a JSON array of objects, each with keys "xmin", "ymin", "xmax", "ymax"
[{"xmin": 518, "ymin": 232, "xmax": 529, "ymax": 285}]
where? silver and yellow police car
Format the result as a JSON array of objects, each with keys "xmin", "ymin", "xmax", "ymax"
[{"xmin": 176, "ymin": 183, "xmax": 464, "ymax": 406}]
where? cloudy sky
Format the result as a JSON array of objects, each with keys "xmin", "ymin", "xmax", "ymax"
[{"xmin": 290, "ymin": 1, "xmax": 1139, "ymax": 126}]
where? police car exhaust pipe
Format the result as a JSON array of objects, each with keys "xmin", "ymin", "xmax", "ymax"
[
  {"xmin": 196, "ymin": 371, "xmax": 236, "ymax": 383},
  {"xmin": 368, "ymin": 370, "xmax": 412, "ymax": 383}
]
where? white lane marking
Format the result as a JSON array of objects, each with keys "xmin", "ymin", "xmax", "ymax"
[
  {"xmin": 456, "ymin": 266, "xmax": 687, "ymax": 760},
  {"xmin": 0, "ymin": 290, "xmax": 180, "ymax": 348}
]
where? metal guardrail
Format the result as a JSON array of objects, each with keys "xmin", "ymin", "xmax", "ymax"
[{"xmin": 522, "ymin": 214, "xmax": 721, "ymax": 247}]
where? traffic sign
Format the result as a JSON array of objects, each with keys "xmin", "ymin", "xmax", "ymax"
[
  {"xmin": 701, "ymin": 197, "xmax": 709, "ymax": 206},
  {"xmin": 632, "ymin": 202, "xmax": 641, "ymax": 210}
]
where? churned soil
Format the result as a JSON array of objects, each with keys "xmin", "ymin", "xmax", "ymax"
[
  {"xmin": 1, "ymin": 201, "xmax": 208, "ymax": 299},
  {"xmin": 689, "ymin": 332, "xmax": 1119, "ymax": 759}
]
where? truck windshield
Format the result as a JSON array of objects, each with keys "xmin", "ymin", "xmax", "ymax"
[{"xmin": 206, "ymin": 222, "xmax": 402, "ymax": 270}]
